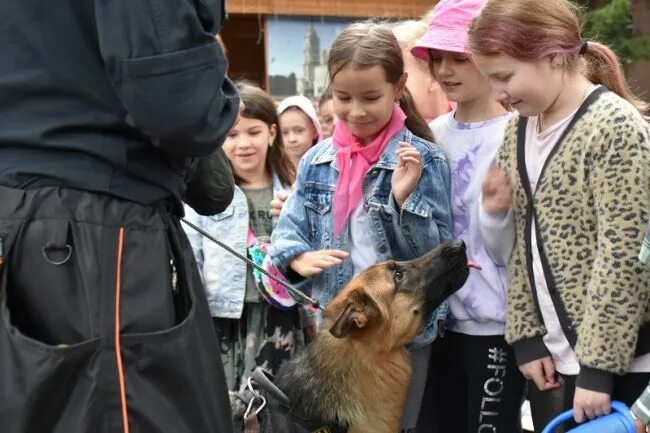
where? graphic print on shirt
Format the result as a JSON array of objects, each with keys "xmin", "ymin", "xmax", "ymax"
[{"xmin": 449, "ymin": 141, "xmax": 482, "ymax": 316}]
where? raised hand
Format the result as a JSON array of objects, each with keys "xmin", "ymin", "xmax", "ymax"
[
  {"xmin": 270, "ymin": 191, "xmax": 289, "ymax": 217},
  {"xmin": 392, "ymin": 141, "xmax": 423, "ymax": 207},
  {"xmin": 482, "ymin": 164, "xmax": 513, "ymax": 215}
]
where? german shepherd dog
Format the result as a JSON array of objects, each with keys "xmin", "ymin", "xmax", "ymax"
[{"xmin": 232, "ymin": 240, "xmax": 473, "ymax": 433}]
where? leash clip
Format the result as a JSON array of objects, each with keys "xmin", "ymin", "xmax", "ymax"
[{"xmin": 243, "ymin": 377, "xmax": 267, "ymax": 420}]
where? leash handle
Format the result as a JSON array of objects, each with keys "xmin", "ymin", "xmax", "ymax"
[{"xmin": 181, "ymin": 218, "xmax": 324, "ymax": 311}]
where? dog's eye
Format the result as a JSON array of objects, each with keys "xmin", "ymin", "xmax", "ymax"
[{"xmin": 393, "ymin": 269, "xmax": 405, "ymax": 283}]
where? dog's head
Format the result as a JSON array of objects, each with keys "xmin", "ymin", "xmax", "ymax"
[{"xmin": 325, "ymin": 240, "xmax": 470, "ymax": 348}]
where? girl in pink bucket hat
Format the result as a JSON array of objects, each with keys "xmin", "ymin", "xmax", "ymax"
[{"xmin": 411, "ymin": 1, "xmax": 526, "ymax": 432}]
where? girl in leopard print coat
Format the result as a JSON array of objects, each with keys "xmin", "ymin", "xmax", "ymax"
[{"xmin": 468, "ymin": 0, "xmax": 650, "ymax": 429}]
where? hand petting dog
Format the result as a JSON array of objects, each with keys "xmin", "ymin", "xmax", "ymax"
[{"xmin": 290, "ymin": 250, "xmax": 349, "ymax": 277}]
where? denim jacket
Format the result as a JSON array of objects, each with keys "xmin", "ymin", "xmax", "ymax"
[
  {"xmin": 270, "ymin": 127, "xmax": 453, "ymax": 348},
  {"xmin": 184, "ymin": 174, "xmax": 289, "ymax": 319}
]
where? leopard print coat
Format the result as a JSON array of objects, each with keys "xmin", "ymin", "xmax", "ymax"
[{"xmin": 497, "ymin": 88, "xmax": 650, "ymax": 388}]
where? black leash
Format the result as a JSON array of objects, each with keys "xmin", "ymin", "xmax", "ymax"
[{"xmin": 181, "ymin": 218, "xmax": 324, "ymax": 311}]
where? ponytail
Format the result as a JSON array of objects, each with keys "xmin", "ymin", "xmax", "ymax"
[
  {"xmin": 400, "ymin": 88, "xmax": 436, "ymax": 143},
  {"xmin": 582, "ymin": 41, "xmax": 649, "ymax": 116}
]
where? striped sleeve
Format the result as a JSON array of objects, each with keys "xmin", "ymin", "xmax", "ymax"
[
  {"xmin": 632, "ymin": 382, "xmax": 650, "ymax": 426},
  {"xmin": 640, "ymin": 222, "xmax": 650, "ymax": 265}
]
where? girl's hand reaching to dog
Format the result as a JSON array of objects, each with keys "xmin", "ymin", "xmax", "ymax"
[
  {"xmin": 290, "ymin": 250, "xmax": 349, "ymax": 278},
  {"xmin": 392, "ymin": 142, "xmax": 423, "ymax": 208},
  {"xmin": 482, "ymin": 165, "xmax": 513, "ymax": 216}
]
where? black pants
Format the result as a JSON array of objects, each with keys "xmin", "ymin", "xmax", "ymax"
[
  {"xmin": 418, "ymin": 332, "xmax": 526, "ymax": 433},
  {"xmin": 0, "ymin": 186, "xmax": 232, "ymax": 433},
  {"xmin": 527, "ymin": 371, "xmax": 650, "ymax": 432}
]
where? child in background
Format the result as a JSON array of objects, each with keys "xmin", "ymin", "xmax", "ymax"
[
  {"xmin": 470, "ymin": 0, "xmax": 650, "ymax": 428},
  {"xmin": 393, "ymin": 19, "xmax": 451, "ymax": 123},
  {"xmin": 270, "ymin": 22, "xmax": 453, "ymax": 432},
  {"xmin": 318, "ymin": 90, "xmax": 336, "ymax": 139},
  {"xmin": 278, "ymin": 95, "xmax": 323, "ymax": 169},
  {"xmin": 409, "ymin": 1, "xmax": 526, "ymax": 432},
  {"xmin": 184, "ymin": 82, "xmax": 304, "ymax": 391}
]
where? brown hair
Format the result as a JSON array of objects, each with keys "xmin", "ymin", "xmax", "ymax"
[
  {"xmin": 234, "ymin": 81, "xmax": 296, "ymax": 186},
  {"xmin": 318, "ymin": 89, "xmax": 333, "ymax": 109},
  {"xmin": 392, "ymin": 20, "xmax": 430, "ymax": 75},
  {"xmin": 467, "ymin": 0, "xmax": 648, "ymax": 115},
  {"xmin": 327, "ymin": 22, "xmax": 437, "ymax": 142}
]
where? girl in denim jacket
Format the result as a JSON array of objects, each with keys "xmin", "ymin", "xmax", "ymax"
[
  {"xmin": 184, "ymin": 82, "xmax": 306, "ymax": 391},
  {"xmin": 270, "ymin": 22, "xmax": 453, "ymax": 431}
]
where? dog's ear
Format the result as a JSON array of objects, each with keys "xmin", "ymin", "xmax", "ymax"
[{"xmin": 329, "ymin": 288, "xmax": 377, "ymax": 338}]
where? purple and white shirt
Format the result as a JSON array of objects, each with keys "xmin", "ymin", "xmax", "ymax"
[{"xmin": 430, "ymin": 111, "xmax": 511, "ymax": 336}]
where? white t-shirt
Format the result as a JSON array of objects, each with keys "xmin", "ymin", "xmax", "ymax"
[{"xmin": 349, "ymin": 201, "xmax": 378, "ymax": 277}]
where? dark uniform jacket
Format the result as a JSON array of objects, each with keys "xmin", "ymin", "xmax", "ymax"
[
  {"xmin": 0, "ymin": 0, "xmax": 239, "ymax": 209},
  {"xmin": 0, "ymin": 2, "xmax": 239, "ymax": 432}
]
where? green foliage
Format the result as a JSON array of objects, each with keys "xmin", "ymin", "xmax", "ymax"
[{"xmin": 583, "ymin": 0, "xmax": 650, "ymax": 64}]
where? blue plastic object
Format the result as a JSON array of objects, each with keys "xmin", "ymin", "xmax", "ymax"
[{"xmin": 541, "ymin": 401, "xmax": 636, "ymax": 433}]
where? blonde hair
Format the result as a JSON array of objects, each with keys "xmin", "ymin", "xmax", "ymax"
[
  {"xmin": 393, "ymin": 20, "xmax": 428, "ymax": 52},
  {"xmin": 328, "ymin": 22, "xmax": 434, "ymax": 142},
  {"xmin": 468, "ymin": 0, "xmax": 648, "ymax": 115},
  {"xmin": 392, "ymin": 20, "xmax": 430, "ymax": 74}
]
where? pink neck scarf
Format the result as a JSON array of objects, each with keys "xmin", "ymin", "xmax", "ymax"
[{"xmin": 331, "ymin": 105, "xmax": 406, "ymax": 237}]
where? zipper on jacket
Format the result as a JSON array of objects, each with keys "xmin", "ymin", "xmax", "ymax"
[{"xmin": 163, "ymin": 234, "xmax": 180, "ymax": 295}]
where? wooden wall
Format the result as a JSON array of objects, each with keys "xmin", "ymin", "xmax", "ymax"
[
  {"xmin": 220, "ymin": 14, "xmax": 268, "ymax": 88},
  {"xmin": 226, "ymin": 0, "xmax": 435, "ymax": 19}
]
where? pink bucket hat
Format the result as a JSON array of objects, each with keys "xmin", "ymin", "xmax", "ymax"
[
  {"xmin": 411, "ymin": 0, "xmax": 486, "ymax": 60},
  {"xmin": 277, "ymin": 95, "xmax": 323, "ymax": 142}
]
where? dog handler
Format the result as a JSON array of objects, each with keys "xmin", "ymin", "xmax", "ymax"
[{"xmin": 0, "ymin": 1, "xmax": 239, "ymax": 432}]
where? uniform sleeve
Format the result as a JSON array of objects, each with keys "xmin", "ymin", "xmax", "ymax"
[
  {"xmin": 184, "ymin": 148, "xmax": 235, "ymax": 215},
  {"xmin": 632, "ymin": 382, "xmax": 650, "ymax": 426},
  {"xmin": 94, "ymin": 0, "xmax": 239, "ymax": 157},
  {"xmin": 182, "ymin": 205, "xmax": 206, "ymax": 282}
]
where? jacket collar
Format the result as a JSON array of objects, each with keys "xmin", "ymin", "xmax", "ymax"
[{"xmin": 310, "ymin": 127, "xmax": 409, "ymax": 170}]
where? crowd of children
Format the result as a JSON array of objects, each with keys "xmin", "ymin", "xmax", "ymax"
[
  {"xmin": 3, "ymin": 0, "xmax": 648, "ymax": 431},
  {"xmin": 184, "ymin": 0, "xmax": 650, "ymax": 432}
]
